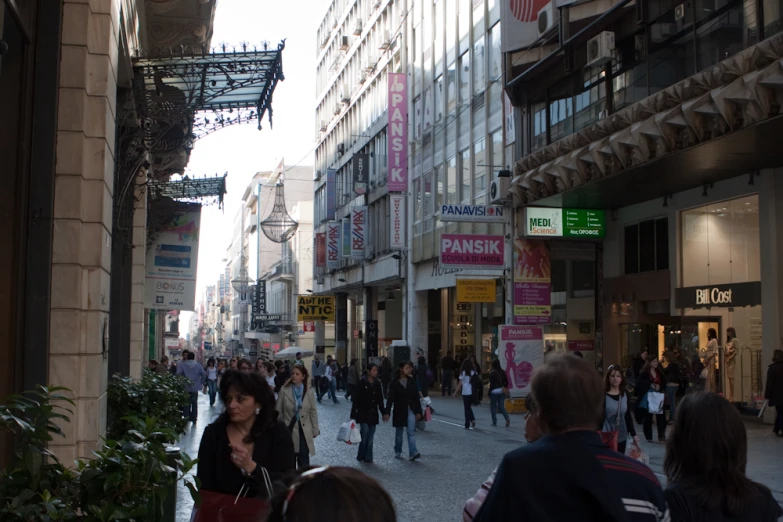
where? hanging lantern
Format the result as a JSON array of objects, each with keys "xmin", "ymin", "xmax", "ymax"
[{"xmin": 260, "ymin": 180, "xmax": 299, "ymax": 243}]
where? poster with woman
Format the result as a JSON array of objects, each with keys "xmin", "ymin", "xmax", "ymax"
[
  {"xmin": 499, "ymin": 326, "xmax": 544, "ymax": 397},
  {"xmin": 513, "ymin": 238, "xmax": 552, "ymax": 324}
]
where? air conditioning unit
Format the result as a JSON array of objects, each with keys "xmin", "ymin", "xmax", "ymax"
[
  {"xmin": 358, "ymin": 71, "xmax": 367, "ymax": 83},
  {"xmin": 353, "ymin": 20, "xmax": 363, "ymax": 35},
  {"xmin": 488, "ymin": 177, "xmax": 511, "ymax": 205},
  {"xmin": 340, "ymin": 35, "xmax": 350, "ymax": 50},
  {"xmin": 316, "ymin": 274, "xmax": 325, "ymax": 285},
  {"xmin": 379, "ymin": 30, "xmax": 392, "ymax": 50},
  {"xmin": 537, "ymin": 2, "xmax": 559, "ymax": 36},
  {"xmin": 319, "ymin": 120, "xmax": 328, "ymax": 131},
  {"xmin": 340, "ymin": 84, "xmax": 351, "ymax": 102},
  {"xmin": 586, "ymin": 31, "xmax": 615, "ymax": 67},
  {"xmin": 334, "ymin": 103, "xmax": 342, "ymax": 115},
  {"xmin": 337, "ymin": 143, "xmax": 345, "ymax": 155}
]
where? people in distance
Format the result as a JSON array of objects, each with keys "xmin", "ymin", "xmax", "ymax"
[
  {"xmin": 176, "ymin": 350, "xmax": 206, "ymax": 423},
  {"xmin": 764, "ymin": 349, "xmax": 783, "ymax": 437},
  {"xmin": 454, "ymin": 358, "xmax": 477, "ymax": 429},
  {"xmin": 637, "ymin": 357, "xmax": 668, "ymax": 443},
  {"xmin": 601, "ymin": 364, "xmax": 638, "ymax": 454},
  {"xmin": 386, "ymin": 361, "xmax": 422, "ymax": 461},
  {"xmin": 350, "ymin": 362, "xmax": 388, "ymax": 464}
]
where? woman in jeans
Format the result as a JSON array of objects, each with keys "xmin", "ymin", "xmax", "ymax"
[
  {"xmin": 350, "ymin": 363, "xmax": 387, "ymax": 463},
  {"xmin": 454, "ymin": 359, "xmax": 477, "ymax": 429},
  {"xmin": 205, "ymin": 358, "xmax": 218, "ymax": 407},
  {"xmin": 276, "ymin": 365, "xmax": 320, "ymax": 469},
  {"xmin": 488, "ymin": 359, "xmax": 510, "ymax": 427},
  {"xmin": 385, "ymin": 361, "xmax": 423, "ymax": 461}
]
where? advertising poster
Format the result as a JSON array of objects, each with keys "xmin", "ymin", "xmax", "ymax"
[
  {"xmin": 326, "ymin": 221, "xmax": 340, "ymax": 270},
  {"xmin": 499, "ymin": 325, "xmax": 544, "ymax": 397},
  {"xmin": 456, "ymin": 279, "xmax": 496, "ymax": 303},
  {"xmin": 353, "ymin": 154, "xmax": 369, "ymax": 195},
  {"xmin": 513, "ymin": 238, "xmax": 552, "ymax": 324},
  {"xmin": 350, "ymin": 206, "xmax": 367, "ymax": 259},
  {"xmin": 390, "ymin": 194, "xmax": 405, "ymax": 249},
  {"xmin": 315, "ymin": 233, "xmax": 326, "ymax": 267},
  {"xmin": 387, "ymin": 73, "xmax": 408, "ymax": 192},
  {"xmin": 145, "ymin": 208, "xmax": 201, "ymax": 310},
  {"xmin": 440, "ymin": 234, "xmax": 504, "ymax": 269}
]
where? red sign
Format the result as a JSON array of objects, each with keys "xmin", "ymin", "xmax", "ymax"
[
  {"xmin": 304, "ymin": 321, "xmax": 315, "ymax": 332},
  {"xmin": 315, "ymin": 233, "xmax": 326, "ymax": 267},
  {"xmin": 353, "ymin": 329, "xmax": 360, "ymax": 339},
  {"xmin": 567, "ymin": 340, "xmax": 595, "ymax": 351}
]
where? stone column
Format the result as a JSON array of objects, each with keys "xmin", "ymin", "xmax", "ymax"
[
  {"xmin": 129, "ymin": 175, "xmax": 147, "ymax": 379},
  {"xmin": 49, "ymin": 0, "xmax": 120, "ymax": 463}
]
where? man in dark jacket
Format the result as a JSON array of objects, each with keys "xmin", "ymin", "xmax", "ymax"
[
  {"xmin": 764, "ymin": 349, "xmax": 783, "ymax": 436},
  {"xmin": 350, "ymin": 363, "xmax": 387, "ymax": 463},
  {"xmin": 475, "ymin": 353, "xmax": 669, "ymax": 522}
]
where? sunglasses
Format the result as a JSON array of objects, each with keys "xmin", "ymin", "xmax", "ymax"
[{"xmin": 281, "ymin": 466, "xmax": 330, "ymax": 519}]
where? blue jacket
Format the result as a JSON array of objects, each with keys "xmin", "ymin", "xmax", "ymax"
[{"xmin": 177, "ymin": 360, "xmax": 206, "ymax": 393}]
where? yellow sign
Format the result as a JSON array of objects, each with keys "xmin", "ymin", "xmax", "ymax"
[
  {"xmin": 456, "ymin": 279, "xmax": 496, "ymax": 303},
  {"xmin": 297, "ymin": 295, "xmax": 335, "ymax": 321}
]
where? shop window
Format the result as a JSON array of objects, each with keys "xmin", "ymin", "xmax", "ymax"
[
  {"xmin": 551, "ymin": 259, "xmax": 567, "ymax": 292},
  {"xmin": 572, "ymin": 261, "xmax": 595, "ymax": 298},
  {"xmin": 625, "ymin": 218, "xmax": 669, "ymax": 274}
]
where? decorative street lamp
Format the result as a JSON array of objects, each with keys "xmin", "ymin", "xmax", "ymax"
[{"xmin": 231, "ymin": 261, "xmax": 253, "ymax": 295}]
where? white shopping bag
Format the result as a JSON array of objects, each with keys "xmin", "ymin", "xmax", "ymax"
[
  {"xmin": 337, "ymin": 419, "xmax": 362, "ymax": 445},
  {"xmin": 647, "ymin": 391, "xmax": 665, "ymax": 415}
]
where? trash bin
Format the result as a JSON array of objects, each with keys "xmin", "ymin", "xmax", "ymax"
[{"xmin": 161, "ymin": 446, "xmax": 181, "ymax": 522}]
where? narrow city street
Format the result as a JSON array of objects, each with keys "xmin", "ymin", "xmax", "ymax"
[{"xmin": 175, "ymin": 390, "xmax": 783, "ymax": 522}]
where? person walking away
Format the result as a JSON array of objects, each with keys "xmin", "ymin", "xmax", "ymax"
[
  {"xmin": 489, "ymin": 359, "xmax": 510, "ymax": 428},
  {"xmin": 258, "ymin": 362, "xmax": 277, "ymax": 400},
  {"xmin": 176, "ymin": 351, "xmax": 206, "ymax": 422},
  {"xmin": 454, "ymin": 359, "xmax": 477, "ymax": 429},
  {"xmin": 339, "ymin": 362, "xmax": 349, "ymax": 391},
  {"xmin": 764, "ymin": 348, "xmax": 783, "ymax": 437},
  {"xmin": 324, "ymin": 358, "xmax": 339, "ymax": 404},
  {"xmin": 206, "ymin": 358, "xmax": 219, "ymax": 407},
  {"xmin": 601, "ymin": 365, "xmax": 638, "ymax": 454},
  {"xmin": 311, "ymin": 356, "xmax": 325, "ymax": 402},
  {"xmin": 632, "ymin": 348, "xmax": 648, "ymax": 378},
  {"xmin": 474, "ymin": 353, "xmax": 669, "ymax": 522},
  {"xmin": 703, "ymin": 328, "xmax": 719, "ymax": 392},
  {"xmin": 441, "ymin": 351, "xmax": 454, "ymax": 396},
  {"xmin": 350, "ymin": 363, "xmax": 388, "ymax": 463},
  {"xmin": 469, "ymin": 355, "xmax": 483, "ymax": 404},
  {"xmin": 724, "ymin": 328, "xmax": 739, "ymax": 402},
  {"xmin": 637, "ymin": 358, "xmax": 667, "ymax": 443},
  {"xmin": 379, "ymin": 357, "xmax": 393, "ymax": 399},
  {"xmin": 664, "ymin": 392, "xmax": 783, "ymax": 522},
  {"xmin": 277, "ymin": 365, "xmax": 320, "ymax": 469},
  {"xmin": 345, "ymin": 358, "xmax": 360, "ymax": 401},
  {"xmin": 197, "ymin": 370, "xmax": 295, "ymax": 499},
  {"xmin": 156, "ymin": 356, "xmax": 170, "ymax": 375},
  {"xmin": 386, "ymin": 361, "xmax": 423, "ymax": 461},
  {"xmin": 662, "ymin": 351, "xmax": 680, "ymax": 424}
]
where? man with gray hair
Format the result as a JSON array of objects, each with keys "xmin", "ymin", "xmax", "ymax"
[{"xmin": 475, "ymin": 353, "xmax": 669, "ymax": 522}]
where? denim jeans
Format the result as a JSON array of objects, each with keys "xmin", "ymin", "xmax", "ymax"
[
  {"xmin": 296, "ymin": 424, "xmax": 310, "ymax": 469},
  {"xmin": 207, "ymin": 379, "xmax": 217, "ymax": 406},
  {"xmin": 394, "ymin": 409, "xmax": 419, "ymax": 457},
  {"xmin": 490, "ymin": 393, "xmax": 510, "ymax": 425},
  {"xmin": 187, "ymin": 392, "xmax": 199, "ymax": 421},
  {"xmin": 666, "ymin": 385, "xmax": 678, "ymax": 421},
  {"xmin": 328, "ymin": 378, "xmax": 338, "ymax": 403},
  {"xmin": 358, "ymin": 423, "xmax": 377, "ymax": 462}
]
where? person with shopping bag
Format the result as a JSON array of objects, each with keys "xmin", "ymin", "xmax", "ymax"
[
  {"xmin": 386, "ymin": 361, "xmax": 423, "ymax": 461},
  {"xmin": 637, "ymin": 358, "xmax": 668, "ymax": 443},
  {"xmin": 277, "ymin": 364, "xmax": 321, "ymax": 469},
  {"xmin": 601, "ymin": 365, "xmax": 638, "ymax": 454},
  {"xmin": 350, "ymin": 362, "xmax": 388, "ymax": 463},
  {"xmin": 195, "ymin": 370, "xmax": 296, "ymax": 521}
]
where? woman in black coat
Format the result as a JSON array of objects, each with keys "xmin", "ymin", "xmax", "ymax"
[
  {"xmin": 385, "ymin": 361, "xmax": 423, "ymax": 461},
  {"xmin": 350, "ymin": 363, "xmax": 387, "ymax": 463},
  {"xmin": 764, "ymin": 349, "xmax": 783, "ymax": 436},
  {"xmin": 637, "ymin": 358, "xmax": 668, "ymax": 443}
]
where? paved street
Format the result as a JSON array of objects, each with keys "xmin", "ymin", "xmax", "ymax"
[{"xmin": 176, "ymin": 389, "xmax": 783, "ymax": 521}]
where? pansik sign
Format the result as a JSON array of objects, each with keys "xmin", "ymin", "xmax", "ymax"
[
  {"xmin": 297, "ymin": 295, "xmax": 335, "ymax": 321},
  {"xmin": 440, "ymin": 204, "xmax": 505, "ymax": 223},
  {"xmin": 440, "ymin": 234, "xmax": 504, "ymax": 269},
  {"xmin": 498, "ymin": 326, "xmax": 544, "ymax": 397},
  {"xmin": 353, "ymin": 154, "xmax": 369, "ymax": 195},
  {"xmin": 144, "ymin": 208, "xmax": 201, "ymax": 310},
  {"xmin": 387, "ymin": 73, "xmax": 408, "ymax": 192},
  {"xmin": 350, "ymin": 206, "xmax": 367, "ymax": 259},
  {"xmin": 315, "ymin": 233, "xmax": 326, "ymax": 267},
  {"xmin": 525, "ymin": 207, "xmax": 605, "ymax": 238},
  {"xmin": 456, "ymin": 279, "xmax": 496, "ymax": 303},
  {"xmin": 674, "ymin": 282, "xmax": 762, "ymax": 309},
  {"xmin": 390, "ymin": 195, "xmax": 405, "ymax": 249},
  {"xmin": 326, "ymin": 221, "xmax": 341, "ymax": 270}
]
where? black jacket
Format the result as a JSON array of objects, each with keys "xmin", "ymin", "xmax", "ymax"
[
  {"xmin": 197, "ymin": 419, "xmax": 295, "ymax": 498},
  {"xmin": 350, "ymin": 376, "xmax": 386, "ymax": 424},
  {"xmin": 489, "ymin": 369, "xmax": 508, "ymax": 391},
  {"xmin": 385, "ymin": 376, "xmax": 423, "ymax": 427},
  {"xmin": 764, "ymin": 361, "xmax": 783, "ymax": 407},
  {"xmin": 636, "ymin": 369, "xmax": 666, "ymax": 400}
]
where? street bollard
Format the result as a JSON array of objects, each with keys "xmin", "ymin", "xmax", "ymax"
[{"xmin": 161, "ymin": 446, "xmax": 181, "ymax": 522}]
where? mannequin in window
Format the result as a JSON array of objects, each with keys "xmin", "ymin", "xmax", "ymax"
[
  {"xmin": 725, "ymin": 327, "xmax": 739, "ymax": 402},
  {"xmin": 702, "ymin": 328, "xmax": 719, "ymax": 393}
]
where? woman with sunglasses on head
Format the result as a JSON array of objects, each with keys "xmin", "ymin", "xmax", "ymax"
[
  {"xmin": 197, "ymin": 370, "xmax": 295, "ymax": 500},
  {"xmin": 277, "ymin": 364, "xmax": 320, "ymax": 470},
  {"xmin": 601, "ymin": 365, "xmax": 638, "ymax": 454},
  {"xmin": 267, "ymin": 466, "xmax": 396, "ymax": 522}
]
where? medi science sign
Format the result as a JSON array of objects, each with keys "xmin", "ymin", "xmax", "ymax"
[{"xmin": 524, "ymin": 207, "xmax": 606, "ymax": 238}]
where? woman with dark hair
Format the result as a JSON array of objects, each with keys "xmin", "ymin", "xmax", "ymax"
[
  {"xmin": 277, "ymin": 364, "xmax": 320, "ymax": 469},
  {"xmin": 470, "ymin": 355, "xmax": 483, "ymax": 404},
  {"xmin": 637, "ymin": 358, "xmax": 667, "ymax": 443},
  {"xmin": 662, "ymin": 351, "xmax": 681, "ymax": 423},
  {"xmin": 197, "ymin": 369, "xmax": 295, "ymax": 498},
  {"xmin": 489, "ymin": 359, "xmax": 510, "ymax": 428},
  {"xmin": 764, "ymin": 349, "xmax": 783, "ymax": 436},
  {"xmin": 601, "ymin": 365, "xmax": 638, "ymax": 454},
  {"xmin": 703, "ymin": 328, "xmax": 719, "ymax": 392},
  {"xmin": 379, "ymin": 357, "xmax": 393, "ymax": 398},
  {"xmin": 237, "ymin": 358, "xmax": 253, "ymax": 372},
  {"xmin": 454, "ymin": 359, "xmax": 477, "ymax": 429},
  {"xmin": 267, "ymin": 466, "xmax": 396, "ymax": 522},
  {"xmin": 255, "ymin": 358, "xmax": 265, "ymax": 373},
  {"xmin": 206, "ymin": 358, "xmax": 218, "ymax": 407},
  {"xmin": 350, "ymin": 362, "xmax": 387, "ymax": 463},
  {"xmin": 664, "ymin": 392, "xmax": 782, "ymax": 521},
  {"xmin": 386, "ymin": 361, "xmax": 423, "ymax": 461}
]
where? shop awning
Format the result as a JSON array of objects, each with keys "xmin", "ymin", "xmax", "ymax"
[{"xmin": 511, "ymin": 33, "xmax": 783, "ymax": 210}]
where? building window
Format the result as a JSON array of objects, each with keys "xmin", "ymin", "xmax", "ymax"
[
  {"xmin": 473, "ymin": 138, "xmax": 486, "ymax": 198},
  {"xmin": 473, "ymin": 36, "xmax": 485, "ymax": 94},
  {"xmin": 434, "ymin": 75, "xmax": 444, "ymax": 123},
  {"xmin": 447, "ymin": 155, "xmax": 457, "ymax": 204},
  {"xmin": 624, "ymin": 218, "xmax": 669, "ymax": 274},
  {"xmin": 571, "ymin": 261, "xmax": 595, "ymax": 298},
  {"xmin": 446, "ymin": 61, "xmax": 457, "ymax": 115},
  {"xmin": 459, "ymin": 148, "xmax": 472, "ymax": 202}
]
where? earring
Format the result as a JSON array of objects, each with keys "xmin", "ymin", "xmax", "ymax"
[{"xmin": 255, "ymin": 408, "xmax": 261, "ymax": 415}]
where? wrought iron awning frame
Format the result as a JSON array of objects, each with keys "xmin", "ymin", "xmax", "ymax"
[{"xmin": 149, "ymin": 173, "xmax": 228, "ymax": 208}]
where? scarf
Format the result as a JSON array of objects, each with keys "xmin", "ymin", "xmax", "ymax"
[{"xmin": 292, "ymin": 384, "xmax": 304, "ymax": 421}]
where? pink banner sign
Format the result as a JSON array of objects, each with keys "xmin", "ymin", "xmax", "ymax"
[
  {"xmin": 387, "ymin": 73, "xmax": 408, "ymax": 192},
  {"xmin": 440, "ymin": 234, "xmax": 504, "ymax": 269},
  {"xmin": 568, "ymin": 340, "xmax": 595, "ymax": 351},
  {"xmin": 499, "ymin": 325, "xmax": 544, "ymax": 398}
]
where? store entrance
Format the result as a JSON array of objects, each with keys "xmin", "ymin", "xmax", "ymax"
[{"xmin": 619, "ymin": 316, "xmax": 720, "ymax": 367}]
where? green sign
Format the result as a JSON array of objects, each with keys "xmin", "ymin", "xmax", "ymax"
[{"xmin": 525, "ymin": 207, "xmax": 605, "ymax": 238}]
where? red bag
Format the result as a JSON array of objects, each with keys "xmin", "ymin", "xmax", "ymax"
[
  {"xmin": 424, "ymin": 406, "xmax": 432, "ymax": 422},
  {"xmin": 191, "ymin": 490, "xmax": 269, "ymax": 522},
  {"xmin": 599, "ymin": 430, "xmax": 619, "ymax": 451}
]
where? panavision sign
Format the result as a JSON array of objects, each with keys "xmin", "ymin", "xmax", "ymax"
[{"xmin": 674, "ymin": 282, "xmax": 761, "ymax": 309}]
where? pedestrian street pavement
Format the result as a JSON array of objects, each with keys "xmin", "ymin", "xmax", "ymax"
[{"xmin": 176, "ymin": 389, "xmax": 783, "ymax": 522}]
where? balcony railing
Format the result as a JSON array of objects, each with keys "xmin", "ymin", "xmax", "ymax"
[{"xmin": 270, "ymin": 262, "xmax": 295, "ymax": 280}]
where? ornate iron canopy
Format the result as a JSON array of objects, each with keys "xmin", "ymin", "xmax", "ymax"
[
  {"xmin": 260, "ymin": 181, "xmax": 299, "ymax": 243},
  {"xmin": 150, "ymin": 173, "xmax": 228, "ymax": 208}
]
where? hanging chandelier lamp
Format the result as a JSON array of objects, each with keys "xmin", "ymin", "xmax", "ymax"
[{"xmin": 260, "ymin": 180, "xmax": 299, "ymax": 243}]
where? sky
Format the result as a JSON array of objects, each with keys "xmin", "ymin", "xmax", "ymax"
[{"xmin": 182, "ymin": 0, "xmax": 326, "ymax": 326}]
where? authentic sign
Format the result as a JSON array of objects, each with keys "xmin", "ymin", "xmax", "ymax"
[
  {"xmin": 456, "ymin": 279, "xmax": 496, "ymax": 302},
  {"xmin": 440, "ymin": 234, "xmax": 504, "ymax": 269},
  {"xmin": 525, "ymin": 207, "xmax": 605, "ymax": 238},
  {"xmin": 674, "ymin": 282, "xmax": 761, "ymax": 309},
  {"xmin": 440, "ymin": 204, "xmax": 506, "ymax": 223},
  {"xmin": 297, "ymin": 295, "xmax": 335, "ymax": 321}
]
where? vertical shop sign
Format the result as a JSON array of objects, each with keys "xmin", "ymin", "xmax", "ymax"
[
  {"xmin": 353, "ymin": 154, "xmax": 369, "ymax": 195},
  {"xmin": 387, "ymin": 73, "xmax": 408, "ymax": 192},
  {"xmin": 326, "ymin": 168, "xmax": 336, "ymax": 220},
  {"xmin": 390, "ymin": 194, "xmax": 405, "ymax": 249},
  {"xmin": 513, "ymin": 238, "xmax": 552, "ymax": 324},
  {"xmin": 350, "ymin": 206, "xmax": 367, "ymax": 259},
  {"xmin": 342, "ymin": 218, "xmax": 351, "ymax": 258},
  {"xmin": 326, "ymin": 221, "xmax": 341, "ymax": 269},
  {"xmin": 504, "ymin": 91, "xmax": 516, "ymax": 145},
  {"xmin": 499, "ymin": 326, "xmax": 544, "ymax": 397},
  {"xmin": 315, "ymin": 233, "xmax": 326, "ymax": 267},
  {"xmin": 366, "ymin": 319, "xmax": 379, "ymax": 359}
]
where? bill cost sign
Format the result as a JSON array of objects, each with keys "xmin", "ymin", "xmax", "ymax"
[
  {"xmin": 297, "ymin": 296, "xmax": 335, "ymax": 321},
  {"xmin": 440, "ymin": 234, "xmax": 504, "ymax": 270}
]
